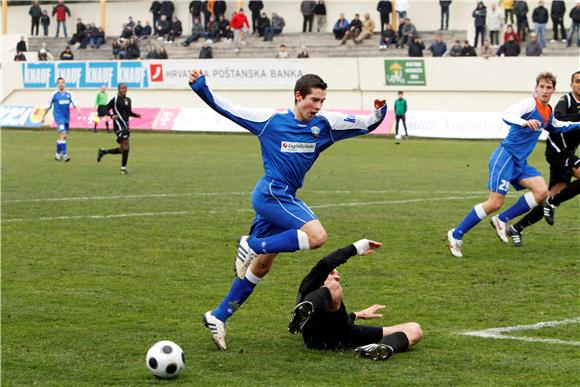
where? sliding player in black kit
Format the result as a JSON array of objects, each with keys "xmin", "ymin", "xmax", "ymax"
[
  {"xmin": 97, "ymin": 83, "xmax": 141, "ymax": 175},
  {"xmin": 508, "ymin": 71, "xmax": 580, "ymax": 246},
  {"xmin": 288, "ymin": 239, "xmax": 423, "ymax": 361}
]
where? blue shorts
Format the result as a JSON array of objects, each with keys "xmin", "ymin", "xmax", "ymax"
[
  {"xmin": 248, "ymin": 176, "xmax": 318, "ymax": 238},
  {"xmin": 56, "ymin": 122, "xmax": 70, "ymax": 133},
  {"xmin": 487, "ymin": 145, "xmax": 541, "ymax": 195}
]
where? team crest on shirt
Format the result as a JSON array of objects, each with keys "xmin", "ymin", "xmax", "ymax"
[{"xmin": 310, "ymin": 126, "xmax": 320, "ymax": 137}]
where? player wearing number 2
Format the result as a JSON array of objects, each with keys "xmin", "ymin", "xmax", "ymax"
[{"xmin": 447, "ymin": 72, "xmax": 580, "ymax": 258}]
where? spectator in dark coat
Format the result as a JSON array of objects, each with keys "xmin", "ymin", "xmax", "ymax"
[
  {"xmin": 472, "ymin": 1, "xmax": 487, "ymax": 48},
  {"xmin": 14, "ymin": 51, "xmax": 27, "ymax": 61},
  {"xmin": 90, "ymin": 26, "xmax": 105, "ymax": 48},
  {"xmin": 150, "ymin": 1, "xmax": 161, "ymax": 32},
  {"xmin": 189, "ymin": 1, "xmax": 202, "ymax": 24},
  {"xmin": 448, "ymin": 39, "xmax": 462, "ymax": 56},
  {"xmin": 16, "ymin": 36, "xmax": 27, "ymax": 53},
  {"xmin": 525, "ymin": 33, "xmax": 543, "ymax": 55},
  {"xmin": 248, "ymin": 1, "xmax": 264, "ymax": 33},
  {"xmin": 60, "ymin": 45, "xmax": 74, "ymax": 60},
  {"xmin": 428, "ymin": 33, "xmax": 447, "ymax": 56},
  {"xmin": 567, "ymin": 2, "xmax": 580, "ymax": 47},
  {"xmin": 376, "ymin": 1, "xmax": 392, "ymax": 33},
  {"xmin": 214, "ymin": 1, "xmax": 227, "ymax": 19},
  {"xmin": 134, "ymin": 21, "xmax": 144, "ymax": 37},
  {"xmin": 532, "ymin": 0, "xmax": 549, "ymax": 47},
  {"xmin": 167, "ymin": 16, "xmax": 183, "ymax": 42},
  {"xmin": 257, "ymin": 12, "xmax": 271, "ymax": 37},
  {"xmin": 207, "ymin": 15, "xmax": 221, "ymax": 41},
  {"xmin": 181, "ymin": 17, "xmax": 207, "ymax": 46},
  {"xmin": 408, "ymin": 35, "xmax": 425, "ymax": 57},
  {"xmin": 156, "ymin": 14, "xmax": 171, "ymax": 40},
  {"xmin": 218, "ymin": 14, "xmax": 233, "ymax": 40},
  {"xmin": 301, "ymin": 1, "xmax": 316, "ymax": 32},
  {"xmin": 314, "ymin": 1, "xmax": 326, "ymax": 33},
  {"xmin": 515, "ymin": 0, "xmax": 530, "ymax": 41},
  {"xmin": 378, "ymin": 23, "xmax": 397, "ymax": 49},
  {"xmin": 125, "ymin": 38, "xmax": 141, "ymax": 59},
  {"xmin": 550, "ymin": 0, "xmax": 566, "ymax": 42},
  {"xmin": 440, "ymin": 0, "xmax": 452, "ymax": 30},
  {"xmin": 340, "ymin": 13, "xmax": 362, "ymax": 44},
  {"xmin": 461, "ymin": 40, "xmax": 477, "ymax": 56},
  {"xmin": 199, "ymin": 39, "xmax": 213, "ymax": 58},
  {"xmin": 29, "ymin": 1, "xmax": 42, "ymax": 36},
  {"xmin": 160, "ymin": 1, "xmax": 175, "ymax": 21},
  {"xmin": 70, "ymin": 18, "xmax": 87, "ymax": 45},
  {"xmin": 497, "ymin": 34, "xmax": 521, "ymax": 55},
  {"xmin": 142, "ymin": 21, "xmax": 153, "ymax": 38},
  {"xmin": 41, "ymin": 9, "xmax": 50, "ymax": 37},
  {"xmin": 332, "ymin": 13, "xmax": 349, "ymax": 39}
]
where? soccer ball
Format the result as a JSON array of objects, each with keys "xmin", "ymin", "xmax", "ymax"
[{"xmin": 146, "ymin": 340, "xmax": 185, "ymax": 379}]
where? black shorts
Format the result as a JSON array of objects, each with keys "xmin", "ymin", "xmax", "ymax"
[
  {"xmin": 97, "ymin": 105, "xmax": 108, "ymax": 117},
  {"xmin": 548, "ymin": 154, "xmax": 580, "ymax": 188},
  {"xmin": 115, "ymin": 130, "xmax": 130, "ymax": 143}
]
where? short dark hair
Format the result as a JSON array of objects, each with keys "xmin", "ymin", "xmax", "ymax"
[
  {"xmin": 117, "ymin": 83, "xmax": 127, "ymax": 90},
  {"xmin": 571, "ymin": 71, "xmax": 580, "ymax": 82},
  {"xmin": 535, "ymin": 72, "xmax": 556, "ymax": 88},
  {"xmin": 294, "ymin": 74, "xmax": 327, "ymax": 104},
  {"xmin": 56, "ymin": 77, "xmax": 64, "ymax": 82}
]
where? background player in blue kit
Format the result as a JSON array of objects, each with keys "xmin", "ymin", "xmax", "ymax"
[
  {"xmin": 188, "ymin": 69, "xmax": 387, "ymax": 351},
  {"xmin": 447, "ymin": 72, "xmax": 580, "ymax": 258},
  {"xmin": 42, "ymin": 77, "xmax": 80, "ymax": 162}
]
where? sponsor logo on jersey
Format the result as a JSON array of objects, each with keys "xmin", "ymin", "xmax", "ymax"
[
  {"xmin": 344, "ymin": 115, "xmax": 356, "ymax": 123},
  {"xmin": 280, "ymin": 141, "xmax": 316, "ymax": 153},
  {"xmin": 150, "ymin": 64, "xmax": 164, "ymax": 82},
  {"xmin": 310, "ymin": 126, "xmax": 320, "ymax": 137}
]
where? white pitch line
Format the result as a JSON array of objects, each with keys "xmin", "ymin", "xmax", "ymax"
[
  {"xmin": 1, "ymin": 194, "xmax": 483, "ymax": 223},
  {"xmin": 1, "ymin": 190, "xmax": 488, "ymax": 204},
  {"xmin": 461, "ymin": 317, "xmax": 580, "ymax": 346}
]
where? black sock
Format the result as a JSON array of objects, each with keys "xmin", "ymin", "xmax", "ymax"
[
  {"xmin": 379, "ymin": 332, "xmax": 409, "ymax": 353},
  {"xmin": 552, "ymin": 180, "xmax": 580, "ymax": 206},
  {"xmin": 105, "ymin": 121, "xmax": 109, "ymax": 129},
  {"xmin": 121, "ymin": 149, "xmax": 129, "ymax": 167},
  {"xmin": 513, "ymin": 205, "xmax": 543, "ymax": 232},
  {"xmin": 105, "ymin": 147, "xmax": 121, "ymax": 154}
]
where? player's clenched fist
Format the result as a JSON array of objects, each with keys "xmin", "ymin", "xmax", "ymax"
[
  {"xmin": 189, "ymin": 69, "xmax": 204, "ymax": 84},
  {"xmin": 374, "ymin": 99, "xmax": 387, "ymax": 109}
]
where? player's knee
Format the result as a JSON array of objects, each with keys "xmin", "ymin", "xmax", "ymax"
[
  {"xmin": 308, "ymin": 229, "xmax": 327, "ymax": 249},
  {"xmin": 409, "ymin": 322, "xmax": 424, "ymax": 341},
  {"xmin": 533, "ymin": 190, "xmax": 548, "ymax": 203}
]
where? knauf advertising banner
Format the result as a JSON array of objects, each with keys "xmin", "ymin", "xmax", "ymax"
[{"xmin": 21, "ymin": 62, "xmax": 149, "ymax": 89}]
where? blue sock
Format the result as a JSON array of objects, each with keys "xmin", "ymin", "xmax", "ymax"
[
  {"xmin": 61, "ymin": 140, "xmax": 67, "ymax": 155},
  {"xmin": 248, "ymin": 229, "xmax": 303, "ymax": 254},
  {"xmin": 498, "ymin": 193, "xmax": 536, "ymax": 222},
  {"xmin": 453, "ymin": 204, "xmax": 487, "ymax": 240},
  {"xmin": 56, "ymin": 141, "xmax": 62, "ymax": 154},
  {"xmin": 212, "ymin": 277, "xmax": 257, "ymax": 322}
]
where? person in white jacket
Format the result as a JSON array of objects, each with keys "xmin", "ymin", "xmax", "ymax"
[{"xmin": 487, "ymin": 2, "xmax": 504, "ymax": 46}]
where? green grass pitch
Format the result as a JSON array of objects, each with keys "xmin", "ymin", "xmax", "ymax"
[{"xmin": 2, "ymin": 130, "xmax": 579, "ymax": 386}]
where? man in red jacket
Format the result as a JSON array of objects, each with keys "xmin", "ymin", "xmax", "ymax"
[
  {"xmin": 52, "ymin": 0, "xmax": 71, "ymax": 39},
  {"xmin": 230, "ymin": 8, "xmax": 250, "ymax": 52}
]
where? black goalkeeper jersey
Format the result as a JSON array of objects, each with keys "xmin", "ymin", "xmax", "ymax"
[{"xmin": 545, "ymin": 92, "xmax": 580, "ymax": 163}]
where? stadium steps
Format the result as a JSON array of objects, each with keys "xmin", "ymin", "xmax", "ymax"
[{"xmin": 26, "ymin": 31, "xmax": 578, "ymax": 60}]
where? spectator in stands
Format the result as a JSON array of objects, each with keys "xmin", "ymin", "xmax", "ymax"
[
  {"xmin": 568, "ymin": 2, "xmax": 580, "ymax": 47},
  {"xmin": 112, "ymin": 39, "xmax": 124, "ymax": 59},
  {"xmin": 448, "ymin": 39, "xmax": 462, "ymax": 56},
  {"xmin": 134, "ymin": 20, "xmax": 143, "ymax": 37},
  {"xmin": 38, "ymin": 42, "xmax": 54, "ymax": 60},
  {"xmin": 276, "ymin": 44, "xmax": 289, "ymax": 58},
  {"xmin": 182, "ymin": 17, "xmax": 207, "ymax": 46},
  {"xmin": 439, "ymin": 1, "xmax": 451, "ymax": 30},
  {"xmin": 354, "ymin": 13, "xmax": 375, "ymax": 44},
  {"xmin": 532, "ymin": 0, "xmax": 548, "ymax": 47},
  {"xmin": 70, "ymin": 18, "xmax": 86, "ymax": 45},
  {"xmin": 500, "ymin": 0, "xmax": 515, "ymax": 24},
  {"xmin": 160, "ymin": 1, "xmax": 175, "ymax": 24},
  {"xmin": 156, "ymin": 45, "xmax": 168, "ymax": 59},
  {"xmin": 167, "ymin": 16, "xmax": 183, "ymax": 42},
  {"xmin": 515, "ymin": 0, "xmax": 530, "ymax": 41},
  {"xmin": 504, "ymin": 24, "xmax": 520, "ymax": 43},
  {"xmin": 461, "ymin": 40, "xmax": 477, "ymax": 56},
  {"xmin": 125, "ymin": 37, "xmax": 141, "ymax": 59},
  {"xmin": 550, "ymin": 0, "xmax": 567, "ymax": 42},
  {"xmin": 314, "ymin": 1, "xmax": 327, "ymax": 33},
  {"xmin": 52, "ymin": 0, "xmax": 71, "ymax": 39},
  {"xmin": 41, "ymin": 9, "xmax": 50, "ymax": 37},
  {"xmin": 497, "ymin": 34, "xmax": 521, "ymax": 55},
  {"xmin": 189, "ymin": 1, "xmax": 202, "ymax": 25},
  {"xmin": 340, "ymin": 13, "xmax": 362, "ymax": 45},
  {"xmin": 231, "ymin": 8, "xmax": 250, "ymax": 52},
  {"xmin": 150, "ymin": 1, "xmax": 161, "ymax": 33},
  {"xmin": 16, "ymin": 36, "xmax": 27, "ymax": 53},
  {"xmin": 207, "ymin": 15, "xmax": 221, "ymax": 41},
  {"xmin": 257, "ymin": 12, "xmax": 271, "ymax": 38},
  {"xmin": 202, "ymin": 1, "xmax": 211, "ymax": 28},
  {"xmin": 156, "ymin": 15, "xmax": 171, "ymax": 41},
  {"xmin": 249, "ymin": 1, "xmax": 264, "ymax": 34},
  {"xmin": 14, "ymin": 51, "xmax": 27, "ymax": 61},
  {"xmin": 267, "ymin": 12, "xmax": 286, "ymax": 40},
  {"xmin": 214, "ymin": 1, "xmax": 227, "ymax": 19},
  {"xmin": 78, "ymin": 23, "xmax": 92, "ymax": 49},
  {"xmin": 377, "ymin": 1, "xmax": 392, "ymax": 33},
  {"xmin": 487, "ymin": 3, "xmax": 503, "ymax": 47},
  {"xmin": 398, "ymin": 18, "xmax": 417, "ymax": 49},
  {"xmin": 141, "ymin": 21, "xmax": 153, "ymax": 39},
  {"xmin": 218, "ymin": 14, "xmax": 233, "ymax": 41},
  {"xmin": 199, "ymin": 39, "xmax": 213, "ymax": 58},
  {"xmin": 60, "ymin": 45, "xmax": 74, "ymax": 60},
  {"xmin": 332, "ymin": 13, "xmax": 349, "ymax": 40},
  {"xmin": 297, "ymin": 45, "xmax": 310, "ymax": 58},
  {"xmin": 480, "ymin": 39, "xmax": 496, "ymax": 58},
  {"xmin": 29, "ymin": 1, "xmax": 42, "ymax": 36},
  {"xmin": 125, "ymin": 16, "xmax": 136, "ymax": 30},
  {"xmin": 408, "ymin": 35, "xmax": 425, "ymax": 57},
  {"xmin": 90, "ymin": 26, "xmax": 105, "ymax": 49},
  {"xmin": 145, "ymin": 44, "xmax": 158, "ymax": 59},
  {"xmin": 121, "ymin": 25, "xmax": 133, "ymax": 40},
  {"xmin": 472, "ymin": 2, "xmax": 487, "ymax": 48},
  {"xmin": 301, "ymin": 1, "xmax": 316, "ymax": 33},
  {"xmin": 379, "ymin": 23, "xmax": 397, "ymax": 49},
  {"xmin": 525, "ymin": 32, "xmax": 543, "ymax": 55},
  {"xmin": 396, "ymin": 0, "xmax": 409, "ymax": 21},
  {"xmin": 427, "ymin": 33, "xmax": 447, "ymax": 56}
]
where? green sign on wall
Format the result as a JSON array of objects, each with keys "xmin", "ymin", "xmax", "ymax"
[{"xmin": 384, "ymin": 60, "xmax": 426, "ymax": 86}]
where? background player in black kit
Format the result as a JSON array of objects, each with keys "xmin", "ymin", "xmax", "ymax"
[
  {"xmin": 288, "ymin": 239, "xmax": 423, "ymax": 361},
  {"xmin": 508, "ymin": 71, "xmax": 580, "ymax": 246},
  {"xmin": 97, "ymin": 83, "xmax": 141, "ymax": 175}
]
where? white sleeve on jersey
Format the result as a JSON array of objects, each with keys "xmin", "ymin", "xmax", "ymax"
[
  {"xmin": 502, "ymin": 97, "xmax": 535, "ymax": 127},
  {"xmin": 549, "ymin": 116, "xmax": 580, "ymax": 133},
  {"xmin": 46, "ymin": 91, "xmax": 57, "ymax": 111},
  {"xmin": 318, "ymin": 106, "xmax": 384, "ymax": 131},
  {"xmin": 213, "ymin": 92, "xmax": 278, "ymax": 128},
  {"xmin": 69, "ymin": 92, "xmax": 78, "ymax": 108}
]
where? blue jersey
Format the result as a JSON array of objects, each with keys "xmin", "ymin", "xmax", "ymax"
[
  {"xmin": 190, "ymin": 75, "xmax": 386, "ymax": 189},
  {"xmin": 47, "ymin": 90, "xmax": 77, "ymax": 124},
  {"xmin": 500, "ymin": 96, "xmax": 580, "ymax": 163}
]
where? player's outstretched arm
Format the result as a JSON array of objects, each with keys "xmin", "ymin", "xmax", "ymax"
[
  {"xmin": 354, "ymin": 304, "xmax": 386, "ymax": 320},
  {"xmin": 188, "ymin": 68, "xmax": 277, "ymax": 136},
  {"xmin": 319, "ymin": 99, "xmax": 388, "ymax": 142},
  {"xmin": 547, "ymin": 117, "xmax": 580, "ymax": 134}
]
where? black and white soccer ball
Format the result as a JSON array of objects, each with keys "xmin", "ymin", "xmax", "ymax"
[{"xmin": 146, "ymin": 340, "xmax": 185, "ymax": 379}]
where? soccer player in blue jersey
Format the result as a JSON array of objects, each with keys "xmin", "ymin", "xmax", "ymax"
[
  {"xmin": 188, "ymin": 69, "xmax": 387, "ymax": 351},
  {"xmin": 42, "ymin": 77, "xmax": 80, "ymax": 162},
  {"xmin": 447, "ymin": 72, "xmax": 580, "ymax": 258}
]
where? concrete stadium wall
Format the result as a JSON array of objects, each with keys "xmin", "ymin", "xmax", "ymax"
[
  {"xmin": 2, "ymin": 56, "xmax": 577, "ymax": 112},
  {"xmin": 2, "ymin": 1, "xmax": 578, "ymax": 37}
]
